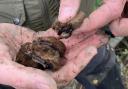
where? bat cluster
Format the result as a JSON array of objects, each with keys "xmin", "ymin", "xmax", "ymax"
[
  {"xmin": 16, "ymin": 11, "xmax": 85, "ymax": 71},
  {"xmin": 16, "ymin": 37, "xmax": 66, "ymax": 71}
]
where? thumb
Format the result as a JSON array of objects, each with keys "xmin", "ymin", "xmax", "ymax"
[
  {"xmin": 58, "ymin": 0, "xmax": 81, "ymax": 23},
  {"xmin": 0, "ymin": 59, "xmax": 57, "ymax": 89},
  {"xmin": 35, "ymin": 28, "xmax": 58, "ymax": 38},
  {"xmin": 109, "ymin": 18, "xmax": 128, "ymax": 36}
]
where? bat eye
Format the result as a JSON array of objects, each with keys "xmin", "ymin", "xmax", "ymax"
[
  {"xmin": 58, "ymin": 28, "xmax": 73, "ymax": 38},
  {"xmin": 57, "ymin": 24, "xmax": 73, "ymax": 38}
]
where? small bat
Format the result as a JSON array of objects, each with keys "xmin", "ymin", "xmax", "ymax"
[
  {"xmin": 52, "ymin": 11, "xmax": 85, "ymax": 38},
  {"xmin": 16, "ymin": 37, "xmax": 66, "ymax": 71}
]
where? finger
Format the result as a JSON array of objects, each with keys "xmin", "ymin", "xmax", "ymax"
[
  {"xmin": 109, "ymin": 18, "xmax": 128, "ymax": 36},
  {"xmin": 52, "ymin": 46, "xmax": 97, "ymax": 85},
  {"xmin": 52, "ymin": 31, "xmax": 108, "ymax": 85},
  {"xmin": 73, "ymin": 0, "xmax": 126, "ymax": 33},
  {"xmin": 0, "ymin": 23, "xmax": 35, "ymax": 46},
  {"xmin": 60, "ymin": 29, "xmax": 97, "ymax": 48},
  {"xmin": 65, "ymin": 31, "xmax": 109, "ymax": 60},
  {"xmin": 0, "ymin": 43, "xmax": 12, "ymax": 60},
  {"xmin": 61, "ymin": 28, "xmax": 108, "ymax": 50},
  {"xmin": 58, "ymin": 0, "xmax": 81, "ymax": 23},
  {"xmin": 35, "ymin": 28, "xmax": 58, "ymax": 38},
  {"xmin": 0, "ymin": 59, "xmax": 57, "ymax": 89}
]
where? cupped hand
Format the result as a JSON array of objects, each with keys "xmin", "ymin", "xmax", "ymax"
[
  {"xmin": 0, "ymin": 23, "xmax": 57, "ymax": 89},
  {"xmin": 38, "ymin": 25, "xmax": 109, "ymax": 86},
  {"xmin": 0, "ymin": 23, "xmax": 108, "ymax": 88}
]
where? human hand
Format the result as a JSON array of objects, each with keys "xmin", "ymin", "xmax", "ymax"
[
  {"xmin": 39, "ymin": 27, "xmax": 108, "ymax": 86},
  {"xmin": 0, "ymin": 23, "xmax": 108, "ymax": 88},
  {"xmin": 109, "ymin": 1, "xmax": 128, "ymax": 36},
  {"xmin": 0, "ymin": 23, "xmax": 57, "ymax": 89},
  {"xmin": 58, "ymin": 0, "xmax": 126, "ymax": 34},
  {"xmin": 49, "ymin": 27, "xmax": 108, "ymax": 86}
]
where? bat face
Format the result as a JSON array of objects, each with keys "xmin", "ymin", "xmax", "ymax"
[
  {"xmin": 16, "ymin": 37, "xmax": 66, "ymax": 71},
  {"xmin": 52, "ymin": 22, "xmax": 74, "ymax": 38},
  {"xmin": 52, "ymin": 11, "xmax": 85, "ymax": 39}
]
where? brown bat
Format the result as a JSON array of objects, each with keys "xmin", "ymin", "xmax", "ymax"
[
  {"xmin": 16, "ymin": 37, "xmax": 66, "ymax": 71},
  {"xmin": 52, "ymin": 11, "xmax": 85, "ymax": 38}
]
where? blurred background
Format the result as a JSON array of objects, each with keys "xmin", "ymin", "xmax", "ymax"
[{"xmin": 80, "ymin": 0, "xmax": 128, "ymax": 88}]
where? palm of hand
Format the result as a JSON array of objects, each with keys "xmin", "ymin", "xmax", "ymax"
[
  {"xmin": 0, "ymin": 23, "xmax": 108, "ymax": 88},
  {"xmin": 40, "ymin": 27, "xmax": 108, "ymax": 85}
]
